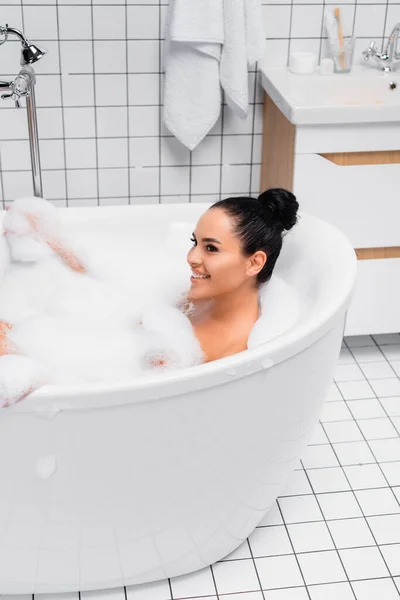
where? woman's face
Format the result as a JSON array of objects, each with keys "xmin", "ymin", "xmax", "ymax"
[{"xmin": 187, "ymin": 208, "xmax": 266, "ymax": 301}]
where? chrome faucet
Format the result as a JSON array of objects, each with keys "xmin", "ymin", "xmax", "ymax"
[
  {"xmin": 362, "ymin": 22, "xmax": 400, "ymax": 72},
  {"xmin": 0, "ymin": 24, "xmax": 47, "ymax": 198}
]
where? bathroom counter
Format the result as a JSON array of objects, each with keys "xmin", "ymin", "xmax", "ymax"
[{"xmin": 259, "ymin": 64, "xmax": 400, "ymax": 125}]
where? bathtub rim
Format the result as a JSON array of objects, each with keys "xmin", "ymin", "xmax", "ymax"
[{"xmin": 1, "ymin": 203, "xmax": 357, "ymax": 412}]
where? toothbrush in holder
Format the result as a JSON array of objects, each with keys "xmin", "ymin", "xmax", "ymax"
[{"xmin": 334, "ymin": 7, "xmax": 346, "ymax": 70}]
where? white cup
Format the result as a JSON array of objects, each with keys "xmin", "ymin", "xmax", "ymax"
[{"xmin": 289, "ymin": 52, "xmax": 318, "ymax": 75}]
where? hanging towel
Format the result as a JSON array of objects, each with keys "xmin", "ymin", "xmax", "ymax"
[
  {"xmin": 163, "ymin": 0, "xmax": 224, "ymax": 151},
  {"xmin": 163, "ymin": 0, "xmax": 265, "ymax": 150},
  {"xmin": 220, "ymin": 0, "xmax": 266, "ymax": 117}
]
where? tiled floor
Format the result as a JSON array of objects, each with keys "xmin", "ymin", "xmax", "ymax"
[{"xmin": 5, "ymin": 334, "xmax": 400, "ymax": 600}]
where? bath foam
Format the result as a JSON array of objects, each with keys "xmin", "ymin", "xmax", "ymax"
[
  {"xmin": 3, "ymin": 196, "xmax": 60, "ymax": 263},
  {"xmin": 0, "ymin": 354, "xmax": 45, "ymax": 408},
  {"xmin": 248, "ymin": 275, "xmax": 301, "ymax": 349},
  {"xmin": 0, "ymin": 198, "xmax": 301, "ymax": 406}
]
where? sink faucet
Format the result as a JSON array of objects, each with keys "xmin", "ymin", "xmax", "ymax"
[{"xmin": 363, "ymin": 22, "xmax": 400, "ymax": 72}]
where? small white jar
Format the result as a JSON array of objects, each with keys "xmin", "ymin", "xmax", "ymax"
[{"xmin": 289, "ymin": 52, "xmax": 318, "ymax": 75}]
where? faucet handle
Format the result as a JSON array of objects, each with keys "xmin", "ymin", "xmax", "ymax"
[
  {"xmin": 1, "ymin": 92, "xmax": 21, "ymax": 108},
  {"xmin": 363, "ymin": 41, "xmax": 378, "ymax": 60}
]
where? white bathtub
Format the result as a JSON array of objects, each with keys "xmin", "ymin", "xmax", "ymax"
[{"xmin": 0, "ymin": 202, "xmax": 357, "ymax": 593}]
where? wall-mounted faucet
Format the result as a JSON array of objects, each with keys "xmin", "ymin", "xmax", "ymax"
[
  {"xmin": 362, "ymin": 23, "xmax": 400, "ymax": 72},
  {"xmin": 0, "ymin": 24, "xmax": 47, "ymax": 198},
  {"xmin": 0, "ymin": 24, "xmax": 47, "ymax": 66}
]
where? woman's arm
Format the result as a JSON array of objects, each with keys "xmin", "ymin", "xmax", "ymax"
[
  {"xmin": 26, "ymin": 214, "xmax": 87, "ymax": 274},
  {"xmin": 46, "ymin": 238, "xmax": 86, "ymax": 274},
  {"xmin": 0, "ymin": 320, "xmax": 17, "ymax": 356}
]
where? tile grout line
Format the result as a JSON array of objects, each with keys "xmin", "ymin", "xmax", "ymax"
[
  {"xmin": 90, "ymin": 0, "xmax": 100, "ymax": 205},
  {"xmin": 54, "ymin": 0, "xmax": 70, "ymax": 205},
  {"xmin": 125, "ymin": 0, "xmax": 132, "ymax": 203},
  {"xmin": 318, "ymin": 417, "xmax": 399, "ymax": 588},
  {"xmin": 297, "ymin": 460, "xmax": 358, "ymax": 598}
]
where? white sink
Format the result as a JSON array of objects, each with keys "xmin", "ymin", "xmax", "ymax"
[{"xmin": 259, "ymin": 64, "xmax": 400, "ymax": 125}]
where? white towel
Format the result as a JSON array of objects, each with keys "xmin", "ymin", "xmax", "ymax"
[{"xmin": 163, "ymin": 0, "xmax": 265, "ymax": 150}]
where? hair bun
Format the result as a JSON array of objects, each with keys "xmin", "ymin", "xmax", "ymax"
[{"xmin": 257, "ymin": 188, "xmax": 299, "ymax": 232}]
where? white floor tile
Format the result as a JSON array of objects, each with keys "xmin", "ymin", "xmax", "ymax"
[
  {"xmin": 391, "ymin": 361, "xmax": 400, "ymax": 377},
  {"xmin": 281, "ymin": 470, "xmax": 313, "ymax": 497},
  {"xmin": 380, "ymin": 461, "xmax": 400, "ymax": 486},
  {"xmin": 265, "ymin": 588, "xmax": 309, "ymax": 600},
  {"xmin": 345, "ymin": 335, "xmax": 375, "ymax": 348},
  {"xmin": 308, "ymin": 581, "xmax": 355, "ymax": 600},
  {"xmin": 287, "ymin": 521, "xmax": 334, "ymax": 553},
  {"xmin": 301, "ymin": 445, "xmax": 339, "ymax": 469},
  {"xmin": 355, "ymin": 488, "xmax": 400, "ymax": 516},
  {"xmin": 35, "ymin": 594, "xmax": 78, "ymax": 600},
  {"xmin": 369, "ymin": 438, "xmax": 400, "ymax": 462},
  {"xmin": 357, "ymin": 417, "xmax": 399, "ymax": 440},
  {"xmin": 297, "ymin": 550, "xmax": 346, "ymax": 585},
  {"xmin": 248, "ymin": 525, "xmax": 292, "ymax": 557},
  {"xmin": 339, "ymin": 546, "xmax": 389, "ymax": 580},
  {"xmin": 224, "ymin": 593, "xmax": 263, "ymax": 600},
  {"xmin": 379, "ymin": 396, "xmax": 400, "ymax": 417},
  {"xmin": 347, "ymin": 399, "xmax": 387, "ymax": 420},
  {"xmin": 334, "ymin": 363, "xmax": 365, "ymax": 382},
  {"xmin": 392, "ymin": 416, "xmax": 400, "ymax": 433},
  {"xmin": 369, "ymin": 379, "xmax": 400, "ymax": 398},
  {"xmin": 333, "ymin": 441, "xmax": 376, "ymax": 466},
  {"xmin": 170, "ymin": 567, "xmax": 215, "ymax": 599},
  {"xmin": 307, "ymin": 467, "xmax": 350, "ymax": 494},
  {"xmin": 255, "ymin": 555, "xmax": 303, "ymax": 590},
  {"xmin": 327, "ymin": 383, "xmax": 344, "ymax": 401},
  {"xmin": 344, "ymin": 464, "xmax": 388, "ymax": 490},
  {"xmin": 278, "ymin": 495, "xmax": 323, "ymax": 524},
  {"xmin": 380, "ymin": 345, "xmax": 400, "ymax": 361},
  {"xmin": 327, "ymin": 517, "xmax": 375, "ymax": 549},
  {"xmin": 350, "ymin": 346, "xmax": 386, "ymax": 363},
  {"xmin": 320, "ymin": 402, "xmax": 353, "ymax": 423},
  {"xmin": 372, "ymin": 334, "xmax": 400, "ymax": 346},
  {"xmin": 336, "ymin": 381, "xmax": 375, "ymax": 401},
  {"xmin": 324, "ymin": 421, "xmax": 364, "ymax": 443},
  {"xmin": 360, "ymin": 361, "xmax": 397, "ymax": 380},
  {"xmin": 352, "ymin": 578, "xmax": 400, "ymax": 599},
  {"xmin": 367, "ymin": 514, "xmax": 400, "ymax": 544},
  {"xmin": 395, "ymin": 576, "xmax": 400, "ymax": 594},
  {"xmin": 317, "ymin": 492, "xmax": 362, "ymax": 520},
  {"xmin": 380, "ymin": 543, "xmax": 400, "ymax": 577},
  {"xmin": 212, "ymin": 559, "xmax": 260, "ymax": 595}
]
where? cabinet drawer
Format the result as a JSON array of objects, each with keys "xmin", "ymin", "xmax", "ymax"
[
  {"xmin": 345, "ymin": 258, "xmax": 400, "ymax": 336},
  {"xmin": 293, "ymin": 154, "xmax": 400, "ymax": 248}
]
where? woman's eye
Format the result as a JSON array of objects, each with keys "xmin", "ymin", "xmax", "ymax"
[{"xmin": 206, "ymin": 245, "xmax": 218, "ymax": 252}]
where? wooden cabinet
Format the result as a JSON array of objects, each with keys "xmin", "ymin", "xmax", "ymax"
[{"xmin": 261, "ymin": 92, "xmax": 400, "ymax": 336}]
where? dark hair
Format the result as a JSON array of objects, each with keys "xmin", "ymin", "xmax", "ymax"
[{"xmin": 210, "ymin": 188, "xmax": 299, "ymax": 286}]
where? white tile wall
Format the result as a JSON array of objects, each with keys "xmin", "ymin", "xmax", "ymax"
[{"xmin": 0, "ymin": 1, "xmax": 395, "ymax": 207}]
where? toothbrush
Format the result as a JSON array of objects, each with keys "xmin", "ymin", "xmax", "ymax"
[{"xmin": 334, "ymin": 7, "xmax": 346, "ymax": 69}]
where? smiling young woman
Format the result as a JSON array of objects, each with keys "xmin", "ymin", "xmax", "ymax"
[{"xmin": 184, "ymin": 188, "xmax": 299, "ymax": 362}]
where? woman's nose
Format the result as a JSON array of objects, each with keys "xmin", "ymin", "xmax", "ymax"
[{"xmin": 187, "ymin": 247, "xmax": 202, "ymax": 267}]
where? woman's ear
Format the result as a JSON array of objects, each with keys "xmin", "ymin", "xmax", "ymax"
[{"xmin": 246, "ymin": 251, "xmax": 267, "ymax": 277}]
